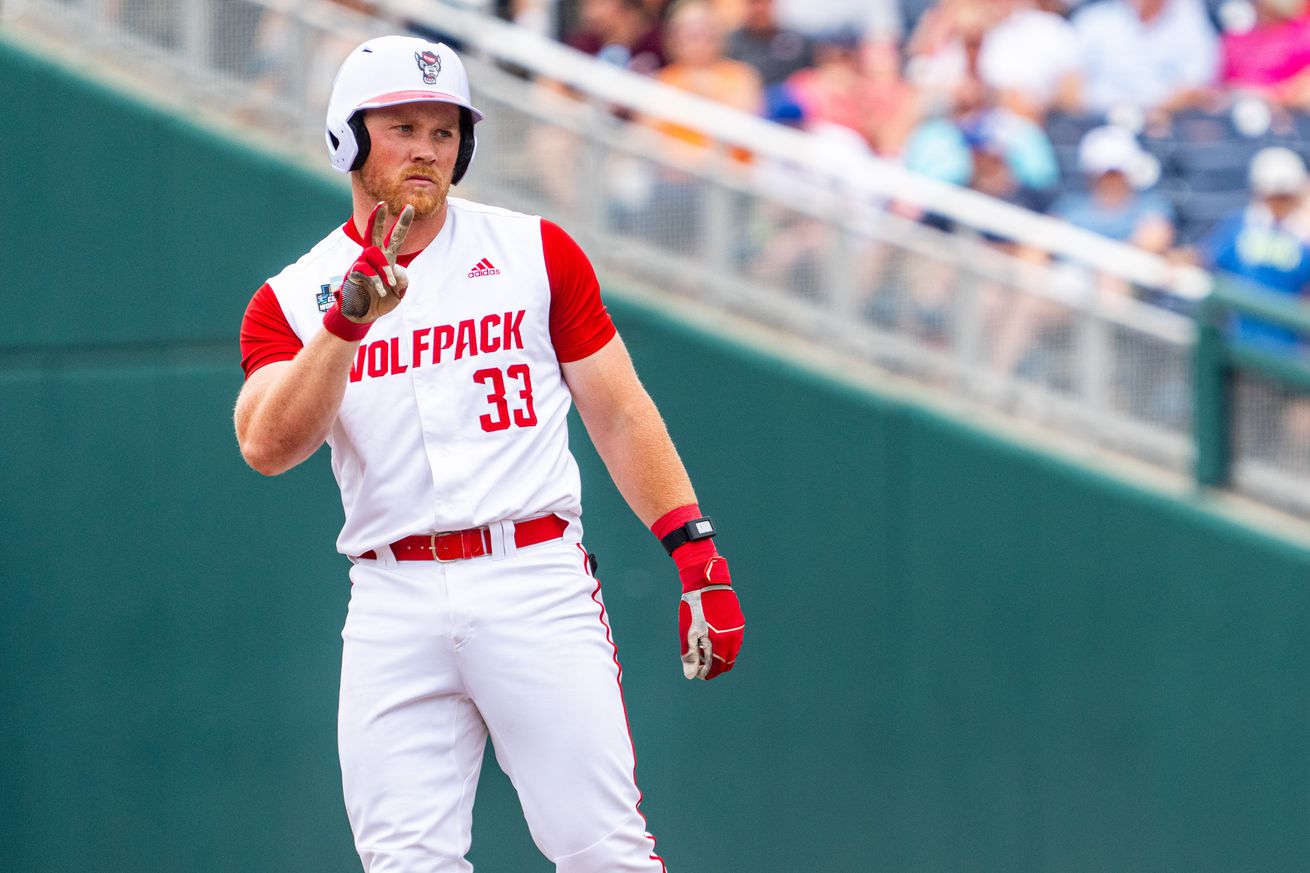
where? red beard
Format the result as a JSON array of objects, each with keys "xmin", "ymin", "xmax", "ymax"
[{"xmin": 360, "ymin": 164, "xmax": 450, "ymax": 220}]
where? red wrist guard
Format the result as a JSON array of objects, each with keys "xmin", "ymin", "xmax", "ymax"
[
  {"xmin": 652, "ymin": 504, "xmax": 723, "ymax": 592},
  {"xmin": 323, "ymin": 302, "xmax": 370, "ymax": 342}
]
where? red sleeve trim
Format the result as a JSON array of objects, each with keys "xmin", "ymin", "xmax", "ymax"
[
  {"xmin": 542, "ymin": 219, "xmax": 617, "ymax": 363},
  {"xmin": 240, "ymin": 283, "xmax": 302, "ymax": 379}
]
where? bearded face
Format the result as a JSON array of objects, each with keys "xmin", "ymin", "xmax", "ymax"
[
  {"xmin": 356, "ymin": 102, "xmax": 463, "ymax": 221},
  {"xmin": 359, "ymin": 159, "xmax": 451, "ymax": 220}
]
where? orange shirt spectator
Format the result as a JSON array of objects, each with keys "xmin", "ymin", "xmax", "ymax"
[{"xmin": 652, "ymin": 0, "xmax": 764, "ymax": 161}]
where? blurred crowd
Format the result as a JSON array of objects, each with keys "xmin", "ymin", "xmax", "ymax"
[
  {"xmin": 541, "ymin": 0, "xmax": 1310, "ymax": 367},
  {"xmin": 104, "ymin": 0, "xmax": 1310, "ymax": 447},
  {"xmin": 533, "ymin": 0, "xmax": 1310, "ymax": 452},
  {"xmin": 541, "ymin": 0, "xmax": 1310, "ymax": 250}
]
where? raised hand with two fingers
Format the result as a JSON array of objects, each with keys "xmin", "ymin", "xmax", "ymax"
[
  {"xmin": 323, "ymin": 201, "xmax": 414, "ymax": 341},
  {"xmin": 340, "ymin": 201, "xmax": 415, "ymax": 323}
]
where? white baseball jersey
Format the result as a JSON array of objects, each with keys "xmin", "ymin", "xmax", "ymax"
[{"xmin": 240, "ymin": 197, "xmax": 616, "ymax": 556}]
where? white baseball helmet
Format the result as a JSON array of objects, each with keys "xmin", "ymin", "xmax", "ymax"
[{"xmin": 325, "ymin": 36, "xmax": 485, "ymax": 183}]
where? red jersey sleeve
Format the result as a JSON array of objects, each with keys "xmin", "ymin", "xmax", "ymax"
[
  {"xmin": 240, "ymin": 283, "xmax": 303, "ymax": 379},
  {"xmin": 543, "ymin": 220, "xmax": 617, "ymax": 362}
]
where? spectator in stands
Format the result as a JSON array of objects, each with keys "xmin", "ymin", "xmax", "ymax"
[
  {"xmin": 986, "ymin": 126, "xmax": 1177, "ymax": 381},
  {"xmin": 892, "ymin": 76, "xmax": 1059, "ymax": 348},
  {"xmin": 977, "ymin": 0, "xmax": 1083, "ymax": 120},
  {"xmin": 857, "ymin": 38, "xmax": 920, "ymax": 157},
  {"xmin": 725, "ymin": 0, "xmax": 814, "ymax": 86},
  {"xmin": 1219, "ymin": 0, "xmax": 1310, "ymax": 109},
  {"xmin": 528, "ymin": 0, "xmax": 666, "ymax": 217},
  {"xmin": 746, "ymin": 86, "xmax": 893, "ymax": 296},
  {"xmin": 566, "ymin": 0, "xmax": 667, "ymax": 74},
  {"xmin": 651, "ymin": 0, "xmax": 763, "ymax": 151},
  {"xmin": 1072, "ymin": 0, "xmax": 1218, "ymax": 116},
  {"xmin": 904, "ymin": 0, "xmax": 1004, "ymax": 106},
  {"xmin": 784, "ymin": 29, "xmax": 871, "ymax": 137},
  {"xmin": 1051, "ymin": 126, "xmax": 1175, "ymax": 257},
  {"xmin": 747, "ymin": 92, "xmax": 849, "ymax": 291},
  {"xmin": 959, "ymin": 113, "xmax": 1063, "ymax": 373},
  {"xmin": 907, "ymin": 0, "xmax": 1083, "ymax": 121},
  {"xmin": 903, "ymin": 77, "xmax": 1061, "ymax": 200},
  {"xmin": 1200, "ymin": 147, "xmax": 1310, "ymax": 348},
  {"xmin": 780, "ymin": 29, "xmax": 917, "ymax": 156},
  {"xmin": 1200, "ymin": 147, "xmax": 1310, "ymax": 459},
  {"xmin": 635, "ymin": 0, "xmax": 763, "ymax": 248},
  {"xmin": 963, "ymin": 114, "xmax": 1059, "ymax": 218}
]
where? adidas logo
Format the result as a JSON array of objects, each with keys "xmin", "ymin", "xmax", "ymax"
[{"xmin": 467, "ymin": 258, "xmax": 501, "ymax": 278}]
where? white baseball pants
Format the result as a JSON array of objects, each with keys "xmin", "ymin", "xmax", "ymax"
[{"xmin": 338, "ymin": 537, "xmax": 666, "ymax": 872}]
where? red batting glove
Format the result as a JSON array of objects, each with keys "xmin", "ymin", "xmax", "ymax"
[
  {"xmin": 653, "ymin": 505, "xmax": 745, "ymax": 681},
  {"xmin": 322, "ymin": 203, "xmax": 411, "ymax": 340}
]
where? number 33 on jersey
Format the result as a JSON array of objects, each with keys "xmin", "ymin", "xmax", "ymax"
[
  {"xmin": 239, "ymin": 199, "xmax": 614, "ymax": 557},
  {"xmin": 346, "ymin": 310, "xmax": 539, "ymax": 432}
]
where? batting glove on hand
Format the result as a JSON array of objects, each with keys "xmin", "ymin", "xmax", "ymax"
[
  {"xmin": 678, "ymin": 554, "xmax": 744, "ymax": 681},
  {"xmin": 338, "ymin": 201, "xmax": 414, "ymax": 324}
]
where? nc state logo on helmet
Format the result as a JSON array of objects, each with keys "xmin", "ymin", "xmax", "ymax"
[{"xmin": 325, "ymin": 35, "xmax": 484, "ymax": 184}]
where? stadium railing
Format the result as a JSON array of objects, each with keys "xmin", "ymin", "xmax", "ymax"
[
  {"xmin": 10, "ymin": 0, "xmax": 1309, "ymax": 520},
  {"xmin": 1196, "ymin": 276, "xmax": 1310, "ymax": 514}
]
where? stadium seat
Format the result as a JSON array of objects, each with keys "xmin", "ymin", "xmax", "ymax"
[
  {"xmin": 1170, "ymin": 139, "xmax": 1262, "ymax": 192},
  {"xmin": 1175, "ymin": 188, "xmax": 1248, "ymax": 243},
  {"xmin": 1045, "ymin": 111, "xmax": 1108, "ymax": 193}
]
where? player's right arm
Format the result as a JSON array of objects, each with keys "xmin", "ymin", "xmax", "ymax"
[
  {"xmin": 236, "ymin": 203, "xmax": 413, "ymax": 476},
  {"xmin": 235, "ymin": 332, "xmax": 362, "ymax": 476}
]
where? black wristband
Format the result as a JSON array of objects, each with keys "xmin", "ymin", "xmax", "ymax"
[{"xmin": 660, "ymin": 516, "xmax": 716, "ymax": 556}]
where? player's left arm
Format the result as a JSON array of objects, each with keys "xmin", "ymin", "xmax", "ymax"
[
  {"xmin": 563, "ymin": 338, "xmax": 745, "ymax": 680},
  {"xmin": 561, "ymin": 335, "xmax": 694, "ymax": 526}
]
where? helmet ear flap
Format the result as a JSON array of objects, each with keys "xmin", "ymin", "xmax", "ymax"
[
  {"xmin": 452, "ymin": 108, "xmax": 476, "ymax": 186},
  {"xmin": 346, "ymin": 106, "xmax": 475, "ymax": 180},
  {"xmin": 347, "ymin": 112, "xmax": 371, "ymax": 172}
]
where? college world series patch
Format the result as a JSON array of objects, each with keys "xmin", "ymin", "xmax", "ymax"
[{"xmin": 317, "ymin": 278, "xmax": 343, "ymax": 313}]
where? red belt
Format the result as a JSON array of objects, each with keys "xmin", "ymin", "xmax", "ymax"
[{"xmin": 356, "ymin": 514, "xmax": 569, "ymax": 562}]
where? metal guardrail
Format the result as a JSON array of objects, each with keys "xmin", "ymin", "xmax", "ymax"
[{"xmin": 1196, "ymin": 277, "xmax": 1310, "ymax": 498}]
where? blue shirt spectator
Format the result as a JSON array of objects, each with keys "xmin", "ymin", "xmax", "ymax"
[
  {"xmin": 1051, "ymin": 126, "xmax": 1176, "ymax": 249},
  {"xmin": 1052, "ymin": 188, "xmax": 1176, "ymax": 241},
  {"xmin": 904, "ymin": 105, "xmax": 1060, "ymax": 192},
  {"xmin": 1051, "ymin": 126, "xmax": 1180, "ymax": 309},
  {"xmin": 1201, "ymin": 147, "xmax": 1310, "ymax": 350}
]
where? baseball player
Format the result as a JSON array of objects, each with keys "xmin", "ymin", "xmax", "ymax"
[{"xmin": 234, "ymin": 35, "xmax": 745, "ymax": 872}]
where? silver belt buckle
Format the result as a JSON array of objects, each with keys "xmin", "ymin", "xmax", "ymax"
[{"xmin": 430, "ymin": 527, "xmax": 492, "ymax": 562}]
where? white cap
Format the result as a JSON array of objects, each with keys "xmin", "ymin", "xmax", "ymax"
[
  {"xmin": 325, "ymin": 36, "xmax": 485, "ymax": 173},
  {"xmin": 1079, "ymin": 125, "xmax": 1143, "ymax": 177},
  {"xmin": 1249, "ymin": 146, "xmax": 1308, "ymax": 197},
  {"xmin": 1077, "ymin": 125, "xmax": 1161, "ymax": 188}
]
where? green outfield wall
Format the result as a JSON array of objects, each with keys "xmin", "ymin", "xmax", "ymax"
[{"xmin": 4, "ymin": 36, "xmax": 1310, "ymax": 872}]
